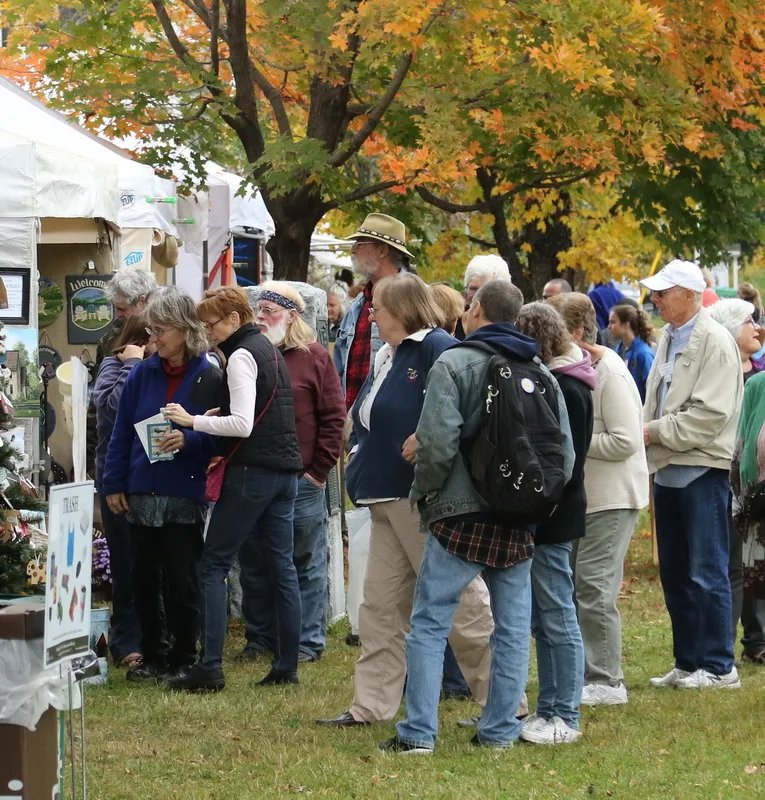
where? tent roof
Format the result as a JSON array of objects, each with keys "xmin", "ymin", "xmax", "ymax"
[{"xmin": 0, "ymin": 78, "xmax": 172, "ymax": 230}]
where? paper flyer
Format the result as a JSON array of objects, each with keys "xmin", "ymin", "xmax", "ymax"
[
  {"xmin": 135, "ymin": 413, "xmax": 176, "ymax": 463},
  {"xmin": 44, "ymin": 481, "xmax": 95, "ymax": 668}
]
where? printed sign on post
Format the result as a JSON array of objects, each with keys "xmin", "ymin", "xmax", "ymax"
[{"xmin": 44, "ymin": 481, "xmax": 95, "ymax": 668}]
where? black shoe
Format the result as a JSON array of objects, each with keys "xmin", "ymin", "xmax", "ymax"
[
  {"xmin": 378, "ymin": 736, "xmax": 433, "ymax": 755},
  {"xmin": 160, "ymin": 665, "xmax": 193, "ymax": 683},
  {"xmin": 469, "ymin": 733, "xmax": 513, "ymax": 750},
  {"xmin": 255, "ymin": 669, "xmax": 299, "ymax": 686},
  {"xmin": 235, "ymin": 647, "xmax": 271, "ymax": 663},
  {"xmin": 316, "ymin": 710, "xmax": 369, "ymax": 727},
  {"xmin": 126, "ymin": 663, "xmax": 166, "ymax": 684},
  {"xmin": 298, "ymin": 651, "xmax": 322, "ymax": 664},
  {"xmin": 345, "ymin": 634, "xmax": 361, "ymax": 647},
  {"xmin": 167, "ymin": 664, "xmax": 225, "ymax": 693}
]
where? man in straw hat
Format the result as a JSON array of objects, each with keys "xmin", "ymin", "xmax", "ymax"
[{"xmin": 333, "ymin": 213, "xmax": 415, "ymax": 410}]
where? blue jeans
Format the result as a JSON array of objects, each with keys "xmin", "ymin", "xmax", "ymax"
[
  {"xmin": 240, "ymin": 477, "xmax": 328, "ymax": 660},
  {"xmin": 97, "ymin": 484, "xmax": 141, "ymax": 660},
  {"xmin": 198, "ymin": 465, "xmax": 300, "ymax": 673},
  {"xmin": 531, "ymin": 542, "xmax": 584, "ymax": 728},
  {"xmin": 654, "ymin": 469, "xmax": 734, "ymax": 675},
  {"xmin": 396, "ymin": 535, "xmax": 532, "ymax": 749}
]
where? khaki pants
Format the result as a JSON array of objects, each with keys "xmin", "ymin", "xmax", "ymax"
[{"xmin": 351, "ymin": 499, "xmax": 493, "ymax": 723}]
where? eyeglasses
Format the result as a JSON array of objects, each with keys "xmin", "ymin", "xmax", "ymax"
[
  {"xmin": 203, "ymin": 319, "xmax": 222, "ymax": 331},
  {"xmin": 145, "ymin": 326, "xmax": 170, "ymax": 338},
  {"xmin": 350, "ymin": 240, "xmax": 376, "ymax": 252},
  {"xmin": 651, "ymin": 287, "xmax": 685, "ymax": 298},
  {"xmin": 256, "ymin": 305, "xmax": 282, "ymax": 316}
]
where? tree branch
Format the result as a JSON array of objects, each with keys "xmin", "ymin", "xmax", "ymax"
[
  {"xmin": 467, "ymin": 235, "xmax": 497, "ymax": 248},
  {"xmin": 416, "ymin": 186, "xmax": 490, "ymax": 213},
  {"xmin": 333, "ymin": 179, "xmax": 402, "ymax": 208},
  {"xmin": 210, "ymin": 0, "xmax": 220, "ymax": 76}
]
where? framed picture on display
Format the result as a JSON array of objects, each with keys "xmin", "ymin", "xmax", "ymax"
[{"xmin": 0, "ymin": 268, "xmax": 31, "ymax": 325}]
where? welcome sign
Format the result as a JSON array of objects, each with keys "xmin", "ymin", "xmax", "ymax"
[{"xmin": 65, "ymin": 274, "xmax": 114, "ymax": 344}]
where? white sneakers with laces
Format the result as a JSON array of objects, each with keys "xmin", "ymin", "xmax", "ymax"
[
  {"xmin": 675, "ymin": 667, "xmax": 740, "ymax": 689},
  {"xmin": 580, "ymin": 682, "xmax": 628, "ymax": 706},
  {"xmin": 648, "ymin": 667, "xmax": 693, "ymax": 687},
  {"xmin": 650, "ymin": 666, "xmax": 740, "ymax": 689},
  {"xmin": 520, "ymin": 714, "xmax": 582, "ymax": 745}
]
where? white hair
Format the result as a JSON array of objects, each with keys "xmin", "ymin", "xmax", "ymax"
[
  {"xmin": 464, "ymin": 254, "xmax": 512, "ymax": 288},
  {"xmin": 710, "ymin": 298, "xmax": 755, "ymax": 340},
  {"xmin": 105, "ymin": 267, "xmax": 157, "ymax": 305}
]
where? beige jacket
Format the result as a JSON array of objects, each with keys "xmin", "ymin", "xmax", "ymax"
[
  {"xmin": 585, "ymin": 348, "xmax": 649, "ymax": 514},
  {"xmin": 644, "ymin": 306, "xmax": 743, "ymax": 473}
]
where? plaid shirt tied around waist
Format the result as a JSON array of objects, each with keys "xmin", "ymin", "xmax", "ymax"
[
  {"xmin": 432, "ymin": 518, "xmax": 534, "ymax": 569},
  {"xmin": 345, "ymin": 282, "xmax": 373, "ymax": 410}
]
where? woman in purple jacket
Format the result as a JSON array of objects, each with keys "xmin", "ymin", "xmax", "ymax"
[{"xmin": 93, "ymin": 314, "xmax": 151, "ymax": 668}]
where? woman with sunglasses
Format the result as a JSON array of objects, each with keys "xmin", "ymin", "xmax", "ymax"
[
  {"xmin": 102, "ymin": 287, "xmax": 222, "ymax": 684},
  {"xmin": 163, "ymin": 286, "xmax": 304, "ymax": 691}
]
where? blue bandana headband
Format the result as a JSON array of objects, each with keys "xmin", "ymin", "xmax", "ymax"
[{"xmin": 260, "ymin": 290, "xmax": 299, "ymax": 311}]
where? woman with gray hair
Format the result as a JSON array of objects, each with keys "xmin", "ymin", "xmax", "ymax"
[
  {"xmin": 711, "ymin": 298, "xmax": 764, "ymax": 381},
  {"xmin": 326, "ymin": 283, "xmax": 349, "ymax": 342},
  {"xmin": 102, "ymin": 286, "xmax": 222, "ymax": 684}
]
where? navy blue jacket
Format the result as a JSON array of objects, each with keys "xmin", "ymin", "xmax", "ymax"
[
  {"xmin": 346, "ymin": 327, "xmax": 455, "ymax": 504},
  {"xmin": 102, "ymin": 353, "xmax": 221, "ymax": 502}
]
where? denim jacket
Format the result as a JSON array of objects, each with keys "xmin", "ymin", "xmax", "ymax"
[
  {"xmin": 411, "ymin": 329, "xmax": 575, "ymax": 528},
  {"xmin": 332, "ymin": 289, "xmax": 383, "ymax": 391}
]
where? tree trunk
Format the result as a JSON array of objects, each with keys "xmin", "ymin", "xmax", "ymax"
[
  {"xmin": 522, "ymin": 196, "xmax": 574, "ymax": 300},
  {"xmin": 263, "ymin": 193, "xmax": 326, "ymax": 282}
]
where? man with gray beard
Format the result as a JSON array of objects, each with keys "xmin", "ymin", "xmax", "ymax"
[{"xmin": 333, "ymin": 213, "xmax": 414, "ymax": 410}]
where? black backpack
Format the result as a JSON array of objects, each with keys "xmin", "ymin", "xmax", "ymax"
[{"xmin": 458, "ymin": 341, "xmax": 566, "ymax": 525}]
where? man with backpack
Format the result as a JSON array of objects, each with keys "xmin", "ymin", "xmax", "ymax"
[{"xmin": 378, "ymin": 280, "xmax": 574, "ymax": 755}]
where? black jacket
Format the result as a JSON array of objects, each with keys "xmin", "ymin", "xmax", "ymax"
[
  {"xmin": 534, "ymin": 373, "xmax": 594, "ymax": 545},
  {"xmin": 217, "ymin": 323, "xmax": 302, "ymax": 472}
]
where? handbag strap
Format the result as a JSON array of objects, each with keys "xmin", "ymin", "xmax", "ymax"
[{"xmin": 221, "ymin": 343, "xmax": 280, "ymax": 465}]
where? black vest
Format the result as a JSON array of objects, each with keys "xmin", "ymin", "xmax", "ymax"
[{"xmin": 217, "ymin": 323, "xmax": 302, "ymax": 472}]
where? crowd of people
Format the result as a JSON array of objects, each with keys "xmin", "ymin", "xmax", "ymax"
[{"xmin": 92, "ymin": 211, "xmax": 765, "ymax": 755}]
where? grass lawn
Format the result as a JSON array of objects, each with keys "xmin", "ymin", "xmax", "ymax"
[{"xmin": 83, "ymin": 528, "xmax": 765, "ymax": 799}]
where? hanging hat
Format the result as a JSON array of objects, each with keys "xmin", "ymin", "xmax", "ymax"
[
  {"xmin": 346, "ymin": 213, "xmax": 415, "ymax": 260},
  {"xmin": 152, "ymin": 231, "xmax": 180, "ymax": 269}
]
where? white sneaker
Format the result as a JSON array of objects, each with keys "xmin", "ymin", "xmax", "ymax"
[
  {"xmin": 675, "ymin": 667, "xmax": 741, "ymax": 690},
  {"xmin": 649, "ymin": 667, "xmax": 692, "ymax": 687},
  {"xmin": 519, "ymin": 713, "xmax": 554, "ymax": 744},
  {"xmin": 581, "ymin": 682, "xmax": 628, "ymax": 706},
  {"xmin": 551, "ymin": 716, "xmax": 583, "ymax": 744}
]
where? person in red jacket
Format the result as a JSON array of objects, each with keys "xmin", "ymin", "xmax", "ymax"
[{"xmin": 239, "ymin": 282, "xmax": 347, "ymax": 663}]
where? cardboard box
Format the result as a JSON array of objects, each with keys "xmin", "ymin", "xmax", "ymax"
[
  {"xmin": 0, "ymin": 604, "xmax": 45, "ymax": 641},
  {"xmin": 0, "ymin": 603, "xmax": 58, "ymax": 799},
  {"xmin": 0, "ymin": 708, "xmax": 59, "ymax": 799}
]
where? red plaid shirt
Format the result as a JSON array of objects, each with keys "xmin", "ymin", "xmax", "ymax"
[
  {"xmin": 345, "ymin": 282, "xmax": 374, "ymax": 410},
  {"xmin": 432, "ymin": 518, "xmax": 534, "ymax": 569}
]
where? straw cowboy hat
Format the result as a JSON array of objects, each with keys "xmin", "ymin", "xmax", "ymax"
[
  {"xmin": 346, "ymin": 213, "xmax": 415, "ymax": 260},
  {"xmin": 151, "ymin": 230, "xmax": 180, "ymax": 269}
]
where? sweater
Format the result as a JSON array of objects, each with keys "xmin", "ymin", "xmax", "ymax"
[
  {"xmin": 346, "ymin": 327, "xmax": 455, "ymax": 504},
  {"xmin": 101, "ymin": 354, "xmax": 222, "ymax": 502},
  {"xmin": 535, "ymin": 344, "xmax": 596, "ymax": 544},
  {"xmin": 283, "ymin": 342, "xmax": 345, "ymax": 485},
  {"xmin": 93, "ymin": 355, "xmax": 142, "ymax": 483},
  {"xmin": 585, "ymin": 348, "xmax": 649, "ymax": 513},
  {"xmin": 216, "ymin": 324, "xmax": 302, "ymax": 472},
  {"xmin": 644, "ymin": 306, "xmax": 743, "ymax": 473}
]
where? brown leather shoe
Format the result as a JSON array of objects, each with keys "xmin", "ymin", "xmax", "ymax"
[{"xmin": 316, "ymin": 710, "xmax": 369, "ymax": 727}]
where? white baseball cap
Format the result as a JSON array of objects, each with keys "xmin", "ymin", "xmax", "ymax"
[{"xmin": 640, "ymin": 259, "xmax": 705, "ymax": 293}]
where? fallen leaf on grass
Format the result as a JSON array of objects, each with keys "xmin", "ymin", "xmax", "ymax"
[
  {"xmin": 656, "ymin": 749, "xmax": 670, "ymax": 755},
  {"xmin": 280, "ymin": 785, "xmax": 305, "ymax": 793},
  {"xmin": 744, "ymin": 764, "xmax": 765, "ymax": 774},
  {"xmin": 358, "ymin": 756, "xmax": 372, "ymax": 763},
  {"xmin": 371, "ymin": 774, "xmax": 398, "ymax": 784}
]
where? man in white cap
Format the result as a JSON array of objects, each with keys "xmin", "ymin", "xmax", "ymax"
[
  {"xmin": 333, "ymin": 213, "xmax": 415, "ymax": 409},
  {"xmin": 641, "ymin": 259, "xmax": 743, "ymax": 689}
]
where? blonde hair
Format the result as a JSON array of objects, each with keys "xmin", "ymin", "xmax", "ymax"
[
  {"xmin": 258, "ymin": 281, "xmax": 316, "ymax": 351},
  {"xmin": 431, "ymin": 283, "xmax": 465, "ymax": 331},
  {"xmin": 373, "ymin": 274, "xmax": 445, "ymax": 333},
  {"xmin": 549, "ymin": 291, "xmax": 599, "ymax": 344}
]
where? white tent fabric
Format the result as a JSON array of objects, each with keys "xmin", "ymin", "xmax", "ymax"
[
  {"xmin": 205, "ymin": 163, "xmax": 274, "ymax": 236},
  {"xmin": 0, "ymin": 217, "xmax": 35, "ymax": 271},
  {"xmin": 0, "ymin": 77, "xmax": 173, "ymax": 232},
  {"xmin": 0, "ymin": 127, "xmax": 120, "ymax": 224}
]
